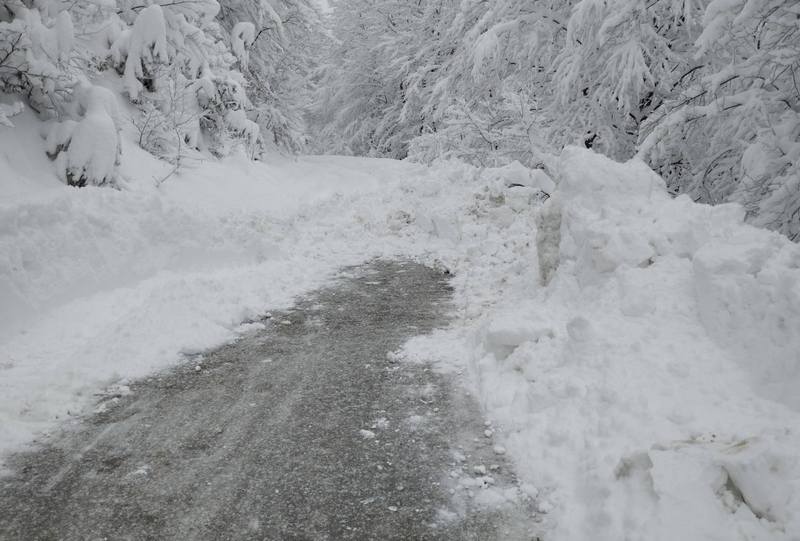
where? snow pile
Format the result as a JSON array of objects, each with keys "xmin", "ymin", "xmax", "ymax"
[
  {"xmin": 404, "ymin": 147, "xmax": 800, "ymax": 540},
  {"xmin": 555, "ymin": 145, "xmax": 800, "ymax": 411}
]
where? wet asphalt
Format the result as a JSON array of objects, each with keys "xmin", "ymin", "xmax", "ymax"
[{"xmin": 0, "ymin": 260, "xmax": 534, "ymax": 540}]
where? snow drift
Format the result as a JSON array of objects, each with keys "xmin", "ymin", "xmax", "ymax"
[
  {"xmin": 557, "ymin": 146, "xmax": 800, "ymax": 410},
  {"xmin": 398, "ymin": 147, "xmax": 800, "ymax": 541},
  {"xmin": 447, "ymin": 147, "xmax": 800, "ymax": 540}
]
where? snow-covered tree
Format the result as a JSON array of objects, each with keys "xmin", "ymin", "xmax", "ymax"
[
  {"xmin": 313, "ymin": 0, "xmax": 414, "ymax": 157},
  {"xmin": 0, "ymin": 0, "xmax": 242, "ymax": 181},
  {"xmin": 640, "ymin": 0, "xmax": 800, "ymax": 240},
  {"xmin": 552, "ymin": 0, "xmax": 707, "ymax": 159},
  {"xmin": 0, "ymin": 1, "xmax": 123, "ymax": 185},
  {"xmin": 411, "ymin": 0, "xmax": 573, "ymax": 166},
  {"xmin": 108, "ymin": 0, "xmax": 262, "ymax": 159},
  {"xmin": 0, "ymin": 1, "xmax": 75, "ymax": 115},
  {"xmin": 218, "ymin": 0, "xmax": 325, "ymax": 152},
  {"xmin": 314, "ymin": 0, "xmax": 799, "ymax": 241},
  {"xmin": 46, "ymin": 82, "xmax": 121, "ymax": 186},
  {"xmin": 314, "ymin": 0, "xmax": 574, "ymax": 164}
]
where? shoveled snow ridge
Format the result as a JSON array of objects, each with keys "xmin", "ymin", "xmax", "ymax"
[{"xmin": 403, "ymin": 147, "xmax": 800, "ymax": 541}]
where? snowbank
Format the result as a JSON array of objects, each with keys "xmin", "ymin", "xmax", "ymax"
[
  {"xmin": 558, "ymin": 146, "xmax": 800, "ymax": 410},
  {"xmin": 542, "ymin": 147, "xmax": 800, "ymax": 540},
  {"xmin": 402, "ymin": 147, "xmax": 800, "ymax": 540}
]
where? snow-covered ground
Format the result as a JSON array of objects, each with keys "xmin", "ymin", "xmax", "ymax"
[
  {"xmin": 2, "ymin": 108, "xmax": 800, "ymax": 540},
  {"xmin": 0, "ymin": 107, "xmax": 433, "ymax": 456}
]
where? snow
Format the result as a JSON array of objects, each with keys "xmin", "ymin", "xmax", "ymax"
[
  {"xmin": 118, "ymin": 4, "xmax": 168, "ymax": 100},
  {"xmin": 2, "ymin": 109, "xmax": 800, "ymax": 541},
  {"xmin": 231, "ymin": 22, "xmax": 256, "ymax": 70},
  {"xmin": 51, "ymin": 84, "xmax": 121, "ymax": 186},
  {"xmin": 397, "ymin": 148, "xmax": 800, "ymax": 540},
  {"xmin": 54, "ymin": 10, "xmax": 74, "ymax": 63},
  {"xmin": 489, "ymin": 160, "xmax": 555, "ymax": 194},
  {"xmin": 225, "ymin": 109, "xmax": 260, "ymax": 148},
  {"xmin": 0, "ymin": 101, "xmax": 23, "ymax": 128},
  {"xmin": 0, "ymin": 113, "xmax": 424, "ymax": 459}
]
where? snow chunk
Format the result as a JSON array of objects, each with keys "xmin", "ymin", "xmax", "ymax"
[
  {"xmin": 486, "ymin": 160, "xmax": 556, "ymax": 194},
  {"xmin": 483, "ymin": 311, "xmax": 553, "ymax": 360}
]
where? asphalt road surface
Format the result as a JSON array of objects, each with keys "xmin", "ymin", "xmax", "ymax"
[{"xmin": 0, "ymin": 260, "xmax": 534, "ymax": 540}]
